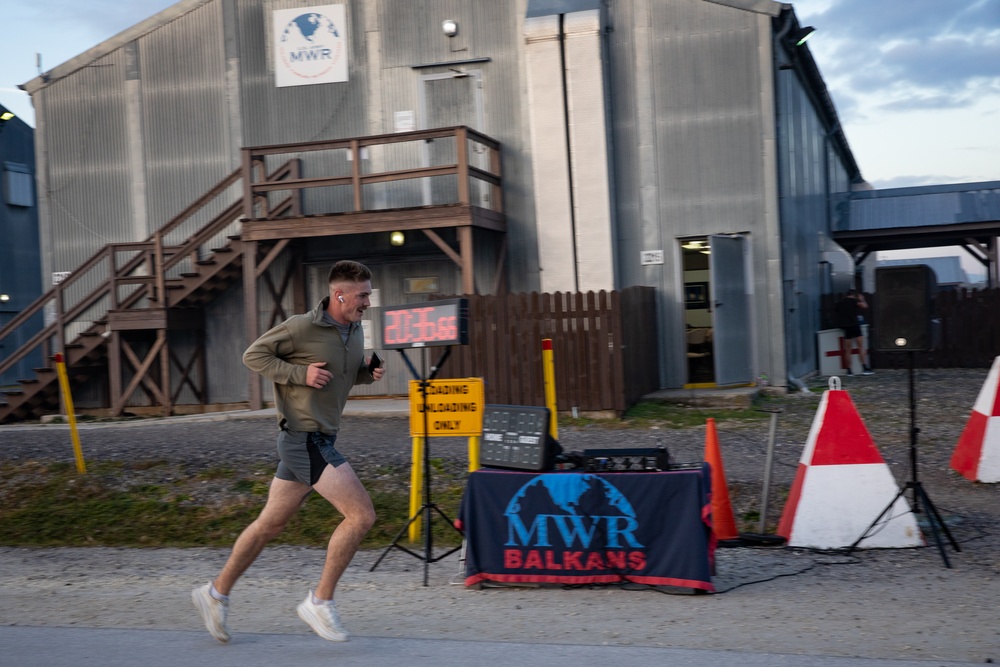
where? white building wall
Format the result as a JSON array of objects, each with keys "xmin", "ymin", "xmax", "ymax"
[
  {"xmin": 564, "ymin": 9, "xmax": 616, "ymax": 292},
  {"xmin": 524, "ymin": 14, "xmax": 575, "ymax": 293}
]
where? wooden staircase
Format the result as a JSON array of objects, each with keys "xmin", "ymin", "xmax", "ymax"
[
  {"xmin": 0, "ymin": 161, "xmax": 297, "ymax": 423},
  {"xmin": 1, "ymin": 126, "xmax": 507, "ymax": 422}
]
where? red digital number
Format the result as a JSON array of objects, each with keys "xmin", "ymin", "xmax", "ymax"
[
  {"xmin": 437, "ymin": 315, "xmax": 456, "ymax": 340},
  {"xmin": 382, "ymin": 302, "xmax": 461, "ymax": 347},
  {"xmin": 383, "ymin": 310, "xmax": 403, "ymax": 344}
]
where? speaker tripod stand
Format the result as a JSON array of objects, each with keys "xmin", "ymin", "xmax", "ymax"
[
  {"xmin": 369, "ymin": 346, "xmax": 463, "ymax": 585},
  {"xmin": 848, "ymin": 352, "xmax": 960, "ymax": 567}
]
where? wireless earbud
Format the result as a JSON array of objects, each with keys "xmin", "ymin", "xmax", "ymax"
[{"xmin": 338, "ymin": 295, "xmax": 345, "ymax": 303}]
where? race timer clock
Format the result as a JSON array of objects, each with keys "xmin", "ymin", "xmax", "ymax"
[
  {"xmin": 381, "ymin": 298, "xmax": 469, "ymax": 349},
  {"xmin": 480, "ymin": 404, "xmax": 561, "ymax": 472}
]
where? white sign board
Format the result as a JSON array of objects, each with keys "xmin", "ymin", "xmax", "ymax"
[
  {"xmin": 273, "ymin": 4, "xmax": 348, "ymax": 87},
  {"xmin": 394, "ymin": 110, "xmax": 415, "ymax": 133},
  {"xmin": 640, "ymin": 250, "xmax": 664, "ymax": 265},
  {"xmin": 362, "ymin": 319, "xmax": 373, "ymax": 350},
  {"xmin": 817, "ymin": 326, "xmax": 869, "ymax": 376}
]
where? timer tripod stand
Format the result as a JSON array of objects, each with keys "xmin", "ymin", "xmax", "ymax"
[
  {"xmin": 847, "ymin": 352, "xmax": 960, "ymax": 567},
  {"xmin": 369, "ymin": 345, "xmax": 463, "ymax": 585}
]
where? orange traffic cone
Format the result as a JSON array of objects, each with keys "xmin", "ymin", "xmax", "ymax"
[{"xmin": 705, "ymin": 417, "xmax": 739, "ymax": 541}]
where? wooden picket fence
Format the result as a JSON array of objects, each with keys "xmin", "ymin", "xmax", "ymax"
[
  {"xmin": 823, "ymin": 288, "xmax": 1000, "ymax": 369},
  {"xmin": 436, "ymin": 286, "xmax": 659, "ymax": 414}
]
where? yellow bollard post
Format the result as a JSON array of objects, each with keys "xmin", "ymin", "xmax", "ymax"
[
  {"xmin": 541, "ymin": 338, "xmax": 559, "ymax": 440},
  {"xmin": 408, "ymin": 435, "xmax": 424, "ymax": 542},
  {"xmin": 468, "ymin": 435, "xmax": 480, "ymax": 472},
  {"xmin": 53, "ymin": 353, "xmax": 86, "ymax": 474}
]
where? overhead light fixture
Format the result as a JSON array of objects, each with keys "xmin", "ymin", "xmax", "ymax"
[
  {"xmin": 791, "ymin": 26, "xmax": 815, "ymax": 46},
  {"xmin": 442, "ymin": 19, "xmax": 458, "ymax": 37},
  {"xmin": 390, "ymin": 231, "xmax": 405, "ymax": 246},
  {"xmin": 682, "ymin": 240, "xmax": 705, "ymax": 250},
  {"xmin": 0, "ymin": 112, "xmax": 14, "ymax": 122}
]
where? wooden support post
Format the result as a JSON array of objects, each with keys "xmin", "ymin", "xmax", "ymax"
[
  {"xmin": 292, "ymin": 242, "xmax": 307, "ymax": 315},
  {"xmin": 244, "ymin": 239, "xmax": 262, "ymax": 410},
  {"xmin": 456, "ymin": 127, "xmax": 469, "ymax": 206},
  {"xmin": 159, "ymin": 330, "xmax": 172, "ymax": 417},
  {"xmin": 198, "ymin": 328, "xmax": 208, "ymax": 404},
  {"xmin": 459, "ymin": 226, "xmax": 474, "ymax": 295},
  {"xmin": 108, "ymin": 331, "xmax": 123, "ymax": 416}
]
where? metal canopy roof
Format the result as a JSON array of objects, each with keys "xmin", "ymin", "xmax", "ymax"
[{"xmin": 833, "ymin": 181, "xmax": 1000, "ymax": 254}]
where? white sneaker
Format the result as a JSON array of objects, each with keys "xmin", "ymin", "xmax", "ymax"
[
  {"xmin": 191, "ymin": 583, "xmax": 230, "ymax": 643},
  {"xmin": 297, "ymin": 591, "xmax": 349, "ymax": 642}
]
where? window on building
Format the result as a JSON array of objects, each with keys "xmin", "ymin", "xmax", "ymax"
[{"xmin": 3, "ymin": 162, "xmax": 34, "ymax": 207}]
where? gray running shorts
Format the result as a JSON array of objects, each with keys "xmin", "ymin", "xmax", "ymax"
[{"xmin": 275, "ymin": 429, "xmax": 347, "ymax": 486}]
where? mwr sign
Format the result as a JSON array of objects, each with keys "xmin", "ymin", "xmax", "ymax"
[{"xmin": 409, "ymin": 378, "xmax": 484, "ymax": 436}]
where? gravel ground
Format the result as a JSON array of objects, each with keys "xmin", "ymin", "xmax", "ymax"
[{"xmin": 0, "ymin": 368, "xmax": 998, "ymax": 662}]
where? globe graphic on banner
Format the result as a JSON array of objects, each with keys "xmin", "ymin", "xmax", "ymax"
[
  {"xmin": 504, "ymin": 474, "xmax": 636, "ymax": 519},
  {"xmin": 278, "ymin": 12, "xmax": 343, "ymax": 80}
]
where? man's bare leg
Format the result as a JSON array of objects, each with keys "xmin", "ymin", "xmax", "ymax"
[
  {"xmin": 310, "ymin": 462, "xmax": 376, "ymax": 600},
  {"xmin": 213, "ymin": 476, "xmax": 312, "ymax": 596}
]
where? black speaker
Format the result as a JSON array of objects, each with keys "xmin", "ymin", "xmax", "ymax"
[{"xmin": 873, "ymin": 265, "xmax": 936, "ymax": 352}]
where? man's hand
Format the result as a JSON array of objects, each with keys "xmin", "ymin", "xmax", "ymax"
[
  {"xmin": 306, "ymin": 361, "xmax": 332, "ymax": 388},
  {"xmin": 372, "ymin": 365, "xmax": 386, "ymax": 381}
]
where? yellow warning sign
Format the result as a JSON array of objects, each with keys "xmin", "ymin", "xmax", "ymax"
[{"xmin": 408, "ymin": 378, "xmax": 484, "ymax": 436}]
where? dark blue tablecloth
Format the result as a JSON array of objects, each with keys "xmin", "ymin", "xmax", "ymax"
[{"xmin": 457, "ymin": 465, "xmax": 714, "ymax": 591}]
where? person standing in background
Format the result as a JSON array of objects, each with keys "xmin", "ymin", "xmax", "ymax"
[{"xmin": 836, "ymin": 289, "xmax": 873, "ymax": 376}]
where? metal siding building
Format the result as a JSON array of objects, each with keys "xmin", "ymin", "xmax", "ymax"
[
  {"xmin": 19, "ymin": 0, "xmax": 860, "ymax": 406},
  {"xmin": 607, "ymin": 0, "xmax": 787, "ymax": 388},
  {"xmin": 0, "ymin": 106, "xmax": 44, "ymax": 386}
]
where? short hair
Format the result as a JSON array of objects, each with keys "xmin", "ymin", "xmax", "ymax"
[
  {"xmin": 846, "ymin": 289, "xmax": 858, "ymax": 297},
  {"xmin": 327, "ymin": 260, "xmax": 372, "ymax": 285}
]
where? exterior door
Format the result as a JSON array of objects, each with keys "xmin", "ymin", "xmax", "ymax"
[
  {"xmin": 710, "ymin": 234, "xmax": 753, "ymax": 386},
  {"xmin": 419, "ymin": 71, "xmax": 485, "ymax": 206}
]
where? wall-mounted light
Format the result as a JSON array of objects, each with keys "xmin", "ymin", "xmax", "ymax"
[
  {"xmin": 442, "ymin": 19, "xmax": 458, "ymax": 37},
  {"xmin": 791, "ymin": 26, "xmax": 815, "ymax": 46},
  {"xmin": 0, "ymin": 112, "xmax": 14, "ymax": 122},
  {"xmin": 0, "ymin": 294, "xmax": 10, "ymax": 302},
  {"xmin": 390, "ymin": 231, "xmax": 406, "ymax": 246}
]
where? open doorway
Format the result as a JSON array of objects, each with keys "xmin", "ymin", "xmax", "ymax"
[
  {"xmin": 680, "ymin": 235, "xmax": 754, "ymax": 388},
  {"xmin": 681, "ymin": 238, "xmax": 714, "ymax": 385}
]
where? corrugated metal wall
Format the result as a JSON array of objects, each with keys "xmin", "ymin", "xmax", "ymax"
[
  {"xmin": 375, "ymin": 0, "xmax": 539, "ymax": 293},
  {"xmin": 140, "ymin": 1, "xmax": 235, "ymax": 232},
  {"xmin": 607, "ymin": 0, "xmax": 781, "ymax": 388},
  {"xmin": 775, "ymin": 48, "xmax": 853, "ymax": 380},
  {"xmin": 36, "ymin": 49, "xmax": 134, "ymax": 279},
  {"xmin": 0, "ymin": 114, "xmax": 44, "ymax": 386}
]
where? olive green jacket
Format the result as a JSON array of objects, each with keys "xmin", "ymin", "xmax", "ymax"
[{"xmin": 243, "ymin": 297, "xmax": 373, "ymax": 434}]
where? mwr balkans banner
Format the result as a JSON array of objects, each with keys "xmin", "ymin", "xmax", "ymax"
[{"xmin": 458, "ymin": 467, "xmax": 714, "ymax": 591}]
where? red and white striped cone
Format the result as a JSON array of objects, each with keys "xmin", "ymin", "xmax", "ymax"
[
  {"xmin": 778, "ymin": 380, "xmax": 922, "ymax": 549},
  {"xmin": 950, "ymin": 356, "xmax": 1000, "ymax": 483}
]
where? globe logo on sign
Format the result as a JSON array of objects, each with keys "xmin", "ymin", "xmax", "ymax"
[
  {"xmin": 503, "ymin": 474, "xmax": 644, "ymax": 549},
  {"xmin": 278, "ymin": 12, "xmax": 344, "ymax": 80}
]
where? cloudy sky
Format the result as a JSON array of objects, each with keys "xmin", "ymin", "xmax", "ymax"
[
  {"xmin": 792, "ymin": 0, "xmax": 1000, "ymax": 189},
  {"xmin": 1, "ymin": 0, "xmax": 998, "ymax": 191}
]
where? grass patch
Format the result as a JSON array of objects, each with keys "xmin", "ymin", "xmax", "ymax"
[
  {"xmin": 0, "ymin": 460, "xmax": 464, "ymax": 550},
  {"xmin": 558, "ymin": 401, "xmax": 772, "ymax": 429}
]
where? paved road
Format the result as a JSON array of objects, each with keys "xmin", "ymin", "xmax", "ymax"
[{"xmin": 0, "ymin": 626, "xmax": 979, "ymax": 667}]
